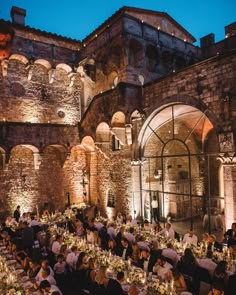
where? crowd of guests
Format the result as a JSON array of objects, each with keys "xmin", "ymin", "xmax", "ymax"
[{"xmin": 0, "ymin": 205, "xmax": 236, "ymax": 295}]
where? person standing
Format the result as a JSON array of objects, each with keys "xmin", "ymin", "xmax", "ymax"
[
  {"xmin": 13, "ymin": 205, "xmax": 21, "ymax": 222},
  {"xmin": 22, "ymin": 221, "xmax": 34, "ymax": 254},
  {"xmin": 151, "ymin": 195, "xmax": 159, "ymax": 221}
]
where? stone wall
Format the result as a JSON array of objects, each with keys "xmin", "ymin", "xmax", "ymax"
[
  {"xmin": 0, "ymin": 55, "xmax": 83, "ymax": 125},
  {"xmin": 11, "ymin": 26, "xmax": 81, "ymax": 65},
  {"xmin": 144, "ymin": 50, "xmax": 236, "ymax": 130}
]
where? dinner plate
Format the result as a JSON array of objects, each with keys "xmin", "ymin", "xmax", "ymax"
[
  {"xmin": 14, "ymin": 269, "xmax": 24, "ymax": 275},
  {"xmin": 21, "ymin": 276, "xmax": 29, "ymax": 282},
  {"xmin": 23, "ymin": 281, "xmax": 33, "ymax": 288},
  {"xmin": 181, "ymin": 292, "xmax": 193, "ymax": 295},
  {"xmin": 6, "ymin": 259, "xmax": 17, "ymax": 265},
  {"xmin": 1, "ymin": 250, "xmax": 9, "ymax": 254},
  {"xmin": 6, "ymin": 254, "xmax": 13, "ymax": 259}
]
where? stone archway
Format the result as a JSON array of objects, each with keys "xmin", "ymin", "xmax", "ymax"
[{"xmin": 3, "ymin": 144, "xmax": 40, "ymax": 215}]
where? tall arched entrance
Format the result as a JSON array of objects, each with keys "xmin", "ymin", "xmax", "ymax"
[{"xmin": 137, "ymin": 103, "xmax": 223, "ymax": 231}]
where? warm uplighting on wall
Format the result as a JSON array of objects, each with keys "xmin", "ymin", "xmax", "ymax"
[{"xmin": 9, "ymin": 191, "xmax": 34, "ymax": 214}]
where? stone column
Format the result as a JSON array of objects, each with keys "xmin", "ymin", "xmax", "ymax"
[
  {"xmin": 218, "ymin": 131, "xmax": 236, "ymax": 230},
  {"xmin": 88, "ymin": 151, "xmax": 98, "ymax": 206},
  {"xmin": 131, "ymin": 159, "xmax": 144, "ymax": 220},
  {"xmin": 222, "ymin": 160, "xmax": 236, "ymax": 230}
]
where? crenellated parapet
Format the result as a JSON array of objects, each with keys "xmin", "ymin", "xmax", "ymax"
[{"xmin": 0, "ymin": 54, "xmax": 94, "ymax": 124}]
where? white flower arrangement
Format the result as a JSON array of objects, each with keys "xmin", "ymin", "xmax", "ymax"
[
  {"xmin": 96, "ymin": 253, "xmax": 110, "ymax": 268},
  {"xmin": 0, "ymin": 256, "xmax": 25, "ymax": 295},
  {"xmin": 126, "ymin": 268, "xmax": 146, "ymax": 285},
  {"xmin": 6, "ymin": 288, "xmax": 25, "ymax": 295},
  {"xmin": 40, "ymin": 212, "xmax": 68, "ymax": 224},
  {"xmin": 5, "ymin": 218, "xmax": 18, "ymax": 232},
  {"xmin": 146, "ymin": 279, "xmax": 170, "ymax": 295},
  {"xmin": 110, "ymin": 257, "xmax": 128, "ymax": 272}
]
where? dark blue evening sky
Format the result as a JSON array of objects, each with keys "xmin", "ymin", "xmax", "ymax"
[{"xmin": 0, "ymin": 0, "xmax": 235, "ymax": 45}]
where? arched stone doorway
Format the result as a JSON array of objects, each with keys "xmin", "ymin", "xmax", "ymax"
[{"xmin": 137, "ymin": 103, "xmax": 222, "ymax": 231}]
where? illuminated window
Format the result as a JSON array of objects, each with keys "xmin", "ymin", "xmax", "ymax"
[
  {"xmin": 112, "ymin": 134, "xmax": 120, "ymax": 151},
  {"xmin": 107, "ymin": 191, "xmax": 115, "ymax": 208}
]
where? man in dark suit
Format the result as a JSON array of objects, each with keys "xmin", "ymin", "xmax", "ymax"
[
  {"xmin": 21, "ymin": 221, "xmax": 34, "ymax": 254},
  {"xmin": 207, "ymin": 234, "xmax": 222, "ymax": 252},
  {"xmin": 13, "ymin": 205, "xmax": 21, "ymax": 222},
  {"xmin": 137, "ymin": 249, "xmax": 156, "ymax": 273},
  {"xmin": 119, "ymin": 237, "xmax": 132, "ymax": 260},
  {"xmin": 224, "ymin": 222, "xmax": 236, "ymax": 247}
]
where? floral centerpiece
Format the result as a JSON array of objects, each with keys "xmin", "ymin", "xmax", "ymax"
[
  {"xmin": 0, "ymin": 256, "xmax": 25, "ymax": 295},
  {"xmin": 188, "ymin": 243, "xmax": 202, "ymax": 257},
  {"xmin": 146, "ymin": 279, "xmax": 171, "ymax": 295},
  {"xmin": 40, "ymin": 212, "xmax": 67, "ymax": 225},
  {"xmin": 109, "ymin": 256, "xmax": 127, "ymax": 272},
  {"xmin": 5, "ymin": 217, "xmax": 18, "ymax": 232},
  {"xmin": 126, "ymin": 268, "xmax": 146, "ymax": 285},
  {"xmin": 96, "ymin": 253, "xmax": 110, "ymax": 268}
]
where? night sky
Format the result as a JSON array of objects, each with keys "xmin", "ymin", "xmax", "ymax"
[{"xmin": 0, "ymin": 0, "xmax": 235, "ymax": 45}]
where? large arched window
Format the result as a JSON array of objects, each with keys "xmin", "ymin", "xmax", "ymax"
[{"xmin": 139, "ymin": 103, "xmax": 220, "ymax": 230}]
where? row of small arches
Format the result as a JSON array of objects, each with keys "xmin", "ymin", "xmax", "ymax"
[{"xmin": 2, "ymin": 54, "xmax": 89, "ymax": 86}]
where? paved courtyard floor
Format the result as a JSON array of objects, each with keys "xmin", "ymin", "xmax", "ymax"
[{"xmin": 167, "ymin": 215, "xmax": 224, "ymax": 243}]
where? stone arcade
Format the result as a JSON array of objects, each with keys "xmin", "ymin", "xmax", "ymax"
[{"xmin": 0, "ymin": 6, "xmax": 236, "ymax": 230}]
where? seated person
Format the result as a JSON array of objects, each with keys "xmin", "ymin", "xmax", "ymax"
[
  {"xmin": 153, "ymin": 255, "xmax": 173, "ymax": 279},
  {"xmin": 39, "ymin": 280, "xmax": 62, "ymax": 295},
  {"xmin": 143, "ymin": 220, "xmax": 152, "ymax": 231},
  {"xmin": 126, "ymin": 215, "xmax": 137, "ymax": 226},
  {"xmin": 170, "ymin": 268, "xmax": 187, "ymax": 293},
  {"xmin": 162, "ymin": 242, "xmax": 179, "ymax": 266},
  {"xmin": 208, "ymin": 234, "xmax": 222, "ymax": 252},
  {"xmin": 119, "ymin": 237, "xmax": 132, "ymax": 260},
  {"xmin": 158, "ymin": 223, "xmax": 175, "ymax": 240},
  {"xmin": 224, "ymin": 222, "xmax": 236, "ymax": 247},
  {"xmin": 182, "ymin": 230, "xmax": 198, "ymax": 246},
  {"xmin": 208, "ymin": 280, "xmax": 224, "ymax": 295},
  {"xmin": 137, "ymin": 249, "xmax": 156, "ymax": 273},
  {"xmin": 197, "ymin": 250, "xmax": 217, "ymax": 278},
  {"xmin": 136, "ymin": 235, "xmax": 150, "ymax": 252}
]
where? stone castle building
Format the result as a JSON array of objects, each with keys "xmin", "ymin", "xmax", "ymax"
[{"xmin": 0, "ymin": 6, "xmax": 236, "ymax": 230}]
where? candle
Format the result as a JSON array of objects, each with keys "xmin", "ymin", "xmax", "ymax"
[
  {"xmin": 165, "ymin": 282, "xmax": 168, "ymax": 290},
  {"xmin": 200, "ymin": 243, "xmax": 203, "ymax": 255},
  {"xmin": 170, "ymin": 279, "xmax": 174, "ymax": 291},
  {"xmin": 142, "ymin": 275, "xmax": 146, "ymax": 284}
]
